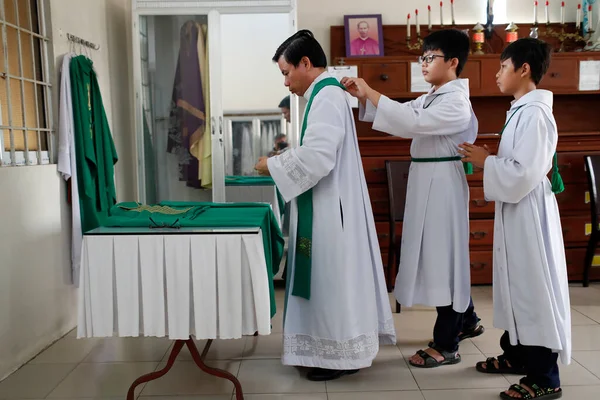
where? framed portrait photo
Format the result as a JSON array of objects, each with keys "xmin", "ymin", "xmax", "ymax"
[{"xmin": 344, "ymin": 14, "xmax": 384, "ymax": 58}]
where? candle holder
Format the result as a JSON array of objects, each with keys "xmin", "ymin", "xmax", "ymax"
[
  {"xmin": 472, "ymin": 23, "xmax": 485, "ymax": 54},
  {"xmin": 505, "ymin": 22, "xmax": 519, "ymax": 44},
  {"xmin": 407, "ymin": 36, "xmax": 424, "ymax": 51},
  {"xmin": 530, "ymin": 26, "xmax": 539, "ymax": 39}
]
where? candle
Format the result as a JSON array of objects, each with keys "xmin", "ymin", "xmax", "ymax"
[
  {"xmin": 428, "ymin": 5, "xmax": 432, "ymax": 29},
  {"xmin": 440, "ymin": 1, "xmax": 444, "ymax": 27},
  {"xmin": 534, "ymin": 1, "xmax": 538, "ymax": 25},
  {"xmin": 561, "ymin": 1, "xmax": 565, "ymax": 25},
  {"xmin": 590, "ymin": 5, "xmax": 594, "ymax": 31},
  {"xmin": 416, "ymin": 9, "xmax": 421, "ymax": 36},
  {"xmin": 577, "ymin": 4, "xmax": 582, "ymax": 30},
  {"xmin": 407, "ymin": 13, "xmax": 412, "ymax": 39},
  {"xmin": 451, "ymin": 0, "xmax": 455, "ymax": 25},
  {"xmin": 545, "ymin": 1, "xmax": 550, "ymax": 25}
]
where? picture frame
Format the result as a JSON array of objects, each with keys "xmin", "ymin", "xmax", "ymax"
[{"xmin": 344, "ymin": 14, "xmax": 384, "ymax": 58}]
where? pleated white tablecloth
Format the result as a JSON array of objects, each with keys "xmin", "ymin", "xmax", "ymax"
[{"xmin": 77, "ymin": 227, "xmax": 272, "ymax": 340}]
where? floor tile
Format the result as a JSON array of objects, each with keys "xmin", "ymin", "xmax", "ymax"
[
  {"xmin": 329, "ymin": 391, "xmax": 424, "ymax": 400},
  {"xmin": 237, "ymin": 359, "xmax": 326, "ymax": 394},
  {"xmin": 167, "ymin": 338, "xmax": 247, "ymax": 362},
  {"xmin": 140, "ymin": 361, "xmax": 239, "ymax": 396},
  {"xmin": 47, "ymin": 362, "xmax": 157, "ymax": 398},
  {"xmin": 243, "ymin": 334, "xmax": 282, "ymax": 359},
  {"xmin": 0, "ymin": 364, "xmax": 76, "ymax": 399},
  {"xmin": 83, "ymin": 337, "xmax": 172, "ymax": 362},
  {"xmin": 572, "ymin": 350, "xmax": 600, "ymax": 378},
  {"xmin": 326, "ymin": 357, "xmax": 419, "ymax": 392},
  {"xmin": 29, "ymin": 337, "xmax": 99, "ymax": 364}
]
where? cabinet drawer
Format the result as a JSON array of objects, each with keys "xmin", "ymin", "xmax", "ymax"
[
  {"xmin": 361, "ymin": 62, "xmax": 408, "ymax": 95},
  {"xmin": 369, "ymin": 185, "xmax": 390, "ymax": 217},
  {"xmin": 555, "ymin": 152, "xmax": 595, "ymax": 184},
  {"xmin": 470, "ymin": 250, "xmax": 494, "ymax": 284},
  {"xmin": 562, "ymin": 215, "xmax": 593, "ymax": 245},
  {"xmin": 469, "ymin": 187, "xmax": 495, "ymax": 216},
  {"xmin": 538, "ymin": 59, "xmax": 578, "ymax": 91},
  {"xmin": 556, "ymin": 183, "xmax": 589, "ymax": 213},
  {"xmin": 565, "ymin": 247, "xmax": 600, "ymax": 282},
  {"xmin": 375, "ymin": 221, "xmax": 403, "ymax": 251},
  {"xmin": 470, "ymin": 219, "xmax": 494, "ymax": 247},
  {"xmin": 362, "ymin": 157, "xmax": 409, "ymax": 184}
]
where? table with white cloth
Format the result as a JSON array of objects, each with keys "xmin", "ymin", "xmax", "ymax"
[{"xmin": 77, "ymin": 202, "xmax": 284, "ymax": 399}]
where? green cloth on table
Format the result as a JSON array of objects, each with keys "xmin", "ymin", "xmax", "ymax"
[{"xmin": 103, "ymin": 201, "xmax": 284, "ymax": 317}]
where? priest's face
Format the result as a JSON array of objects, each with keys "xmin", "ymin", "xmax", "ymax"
[
  {"xmin": 357, "ymin": 22, "xmax": 369, "ymax": 39},
  {"xmin": 277, "ymin": 55, "xmax": 311, "ymax": 96}
]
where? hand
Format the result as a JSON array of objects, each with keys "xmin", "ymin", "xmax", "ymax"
[
  {"xmin": 254, "ymin": 156, "xmax": 270, "ymax": 176},
  {"xmin": 340, "ymin": 77, "xmax": 370, "ymax": 102},
  {"xmin": 458, "ymin": 143, "xmax": 491, "ymax": 169}
]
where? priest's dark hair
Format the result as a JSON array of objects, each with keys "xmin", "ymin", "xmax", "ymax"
[
  {"xmin": 422, "ymin": 29, "xmax": 470, "ymax": 76},
  {"xmin": 272, "ymin": 30, "xmax": 327, "ymax": 68},
  {"xmin": 501, "ymin": 38, "xmax": 551, "ymax": 86}
]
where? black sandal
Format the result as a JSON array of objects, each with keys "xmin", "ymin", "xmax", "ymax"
[
  {"xmin": 427, "ymin": 322, "xmax": 485, "ymax": 348},
  {"xmin": 476, "ymin": 355, "xmax": 526, "ymax": 375},
  {"xmin": 499, "ymin": 377, "xmax": 562, "ymax": 399},
  {"xmin": 409, "ymin": 343, "xmax": 461, "ymax": 368},
  {"xmin": 458, "ymin": 322, "xmax": 485, "ymax": 341}
]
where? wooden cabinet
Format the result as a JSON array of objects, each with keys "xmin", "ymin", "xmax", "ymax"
[{"xmin": 331, "ymin": 25, "xmax": 600, "ymax": 285}]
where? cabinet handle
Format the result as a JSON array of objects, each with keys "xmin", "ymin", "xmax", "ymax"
[
  {"xmin": 380, "ymin": 74, "xmax": 389, "ymax": 81},
  {"xmin": 373, "ymin": 199, "xmax": 388, "ymax": 203},
  {"xmin": 470, "ymin": 231, "xmax": 487, "ymax": 240},
  {"xmin": 550, "ymin": 72, "xmax": 560, "ymax": 78},
  {"xmin": 470, "ymin": 262, "xmax": 487, "ymax": 270},
  {"xmin": 371, "ymin": 167, "xmax": 386, "ymax": 172},
  {"xmin": 558, "ymin": 163, "xmax": 571, "ymax": 170},
  {"xmin": 471, "ymin": 199, "xmax": 489, "ymax": 207}
]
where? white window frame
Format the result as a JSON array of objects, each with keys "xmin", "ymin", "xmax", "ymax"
[{"xmin": 0, "ymin": 0, "xmax": 54, "ymax": 167}]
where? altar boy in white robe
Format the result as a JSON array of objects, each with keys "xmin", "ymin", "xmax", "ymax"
[
  {"xmin": 459, "ymin": 38, "xmax": 570, "ymax": 400},
  {"xmin": 254, "ymin": 30, "xmax": 396, "ymax": 382},
  {"xmin": 342, "ymin": 29, "xmax": 484, "ymax": 368}
]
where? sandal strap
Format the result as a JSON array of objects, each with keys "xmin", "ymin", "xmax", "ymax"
[
  {"xmin": 508, "ymin": 384, "xmax": 533, "ymax": 399},
  {"xmin": 519, "ymin": 377, "xmax": 559, "ymax": 397}
]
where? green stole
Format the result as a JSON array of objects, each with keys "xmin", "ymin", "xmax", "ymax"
[{"xmin": 292, "ymin": 77, "xmax": 346, "ymax": 300}]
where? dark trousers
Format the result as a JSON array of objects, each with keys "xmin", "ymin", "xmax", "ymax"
[
  {"xmin": 500, "ymin": 331, "xmax": 560, "ymax": 388},
  {"xmin": 433, "ymin": 297, "xmax": 479, "ymax": 353}
]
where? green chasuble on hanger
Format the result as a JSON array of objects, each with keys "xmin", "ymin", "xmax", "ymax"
[{"xmin": 70, "ymin": 55, "xmax": 119, "ymax": 233}]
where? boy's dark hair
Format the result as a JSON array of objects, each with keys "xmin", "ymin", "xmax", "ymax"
[
  {"xmin": 278, "ymin": 95, "xmax": 290, "ymax": 108},
  {"xmin": 501, "ymin": 38, "xmax": 551, "ymax": 85},
  {"xmin": 272, "ymin": 29, "xmax": 327, "ymax": 68},
  {"xmin": 422, "ymin": 29, "xmax": 470, "ymax": 76}
]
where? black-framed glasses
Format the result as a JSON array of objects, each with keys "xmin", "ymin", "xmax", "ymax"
[{"xmin": 418, "ymin": 54, "xmax": 446, "ymax": 64}]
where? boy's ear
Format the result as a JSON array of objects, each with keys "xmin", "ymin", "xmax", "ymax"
[
  {"xmin": 520, "ymin": 62, "xmax": 532, "ymax": 79},
  {"xmin": 450, "ymin": 57, "xmax": 459, "ymax": 71}
]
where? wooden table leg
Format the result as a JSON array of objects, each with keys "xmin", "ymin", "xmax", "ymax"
[
  {"xmin": 126, "ymin": 339, "xmax": 185, "ymax": 400},
  {"xmin": 187, "ymin": 338, "xmax": 244, "ymax": 399},
  {"xmin": 126, "ymin": 337, "xmax": 244, "ymax": 400}
]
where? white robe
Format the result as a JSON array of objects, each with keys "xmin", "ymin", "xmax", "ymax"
[
  {"xmin": 360, "ymin": 79, "xmax": 478, "ymax": 312},
  {"xmin": 57, "ymin": 52, "xmax": 82, "ymax": 286},
  {"xmin": 483, "ymin": 89, "xmax": 571, "ymax": 364},
  {"xmin": 267, "ymin": 72, "xmax": 396, "ymax": 370}
]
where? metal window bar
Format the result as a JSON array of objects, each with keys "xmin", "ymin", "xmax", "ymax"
[
  {"xmin": 26, "ymin": 0, "xmax": 43, "ymax": 164},
  {"xmin": 15, "ymin": 0, "xmax": 31, "ymax": 165},
  {"xmin": 0, "ymin": 0, "xmax": 53, "ymax": 166},
  {"xmin": 38, "ymin": 0, "xmax": 53, "ymax": 164}
]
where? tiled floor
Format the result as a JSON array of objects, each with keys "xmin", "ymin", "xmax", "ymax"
[{"xmin": 1, "ymin": 284, "xmax": 599, "ymax": 399}]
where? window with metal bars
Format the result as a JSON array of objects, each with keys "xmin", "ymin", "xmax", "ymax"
[{"xmin": 0, "ymin": 0, "xmax": 52, "ymax": 166}]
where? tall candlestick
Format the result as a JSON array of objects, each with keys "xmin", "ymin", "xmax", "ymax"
[
  {"xmin": 534, "ymin": 1, "xmax": 538, "ymax": 25},
  {"xmin": 416, "ymin": 9, "xmax": 421, "ymax": 37},
  {"xmin": 407, "ymin": 13, "xmax": 412, "ymax": 39},
  {"xmin": 440, "ymin": 1, "xmax": 444, "ymax": 27},
  {"xmin": 428, "ymin": 5, "xmax": 432, "ymax": 30},
  {"xmin": 545, "ymin": 1, "xmax": 550, "ymax": 25},
  {"xmin": 577, "ymin": 4, "xmax": 582, "ymax": 30},
  {"xmin": 589, "ymin": 5, "xmax": 594, "ymax": 32},
  {"xmin": 561, "ymin": 1, "xmax": 565, "ymax": 25},
  {"xmin": 451, "ymin": 0, "xmax": 455, "ymax": 26}
]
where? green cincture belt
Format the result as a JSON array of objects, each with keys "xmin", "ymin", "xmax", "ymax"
[
  {"xmin": 292, "ymin": 77, "xmax": 347, "ymax": 300},
  {"xmin": 411, "ymin": 156, "xmax": 473, "ymax": 175}
]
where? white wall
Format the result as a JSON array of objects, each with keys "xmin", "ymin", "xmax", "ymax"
[
  {"xmin": 0, "ymin": 0, "xmax": 133, "ymax": 381},
  {"xmin": 220, "ymin": 13, "xmax": 291, "ymax": 112},
  {"xmin": 297, "ymin": 0, "xmax": 590, "ymax": 61}
]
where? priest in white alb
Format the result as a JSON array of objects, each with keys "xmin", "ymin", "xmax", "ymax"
[{"xmin": 254, "ymin": 30, "xmax": 396, "ymax": 382}]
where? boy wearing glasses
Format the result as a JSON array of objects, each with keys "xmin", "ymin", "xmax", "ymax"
[{"xmin": 342, "ymin": 29, "xmax": 482, "ymax": 368}]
